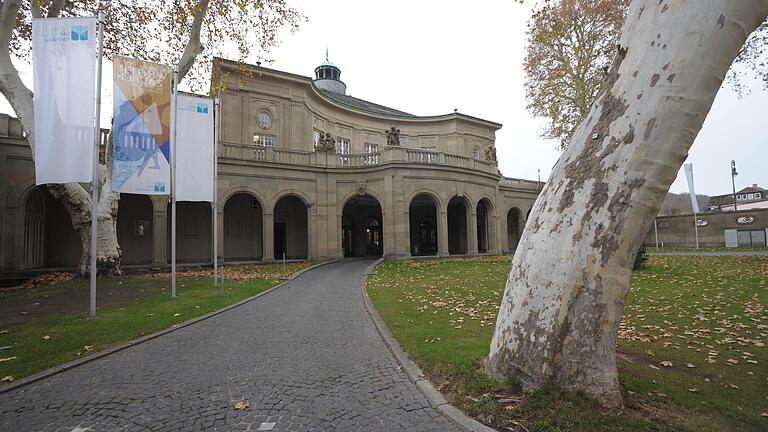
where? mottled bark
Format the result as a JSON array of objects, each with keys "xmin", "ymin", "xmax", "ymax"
[{"xmin": 486, "ymin": 0, "xmax": 768, "ymax": 409}]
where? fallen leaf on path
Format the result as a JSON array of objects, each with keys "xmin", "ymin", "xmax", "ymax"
[
  {"xmin": 234, "ymin": 401, "xmax": 249, "ymax": 410},
  {"xmin": 1, "ymin": 376, "xmax": 13, "ymax": 382}
]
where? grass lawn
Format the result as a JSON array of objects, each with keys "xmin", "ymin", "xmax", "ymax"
[
  {"xmin": 649, "ymin": 246, "xmax": 768, "ymax": 253},
  {"xmin": 366, "ymin": 255, "xmax": 768, "ymax": 431},
  {"xmin": 0, "ymin": 262, "xmax": 315, "ymax": 384}
]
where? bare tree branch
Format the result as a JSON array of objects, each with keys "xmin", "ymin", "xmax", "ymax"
[
  {"xmin": 46, "ymin": 0, "xmax": 67, "ymax": 18},
  {"xmin": 177, "ymin": 0, "xmax": 210, "ymax": 82}
]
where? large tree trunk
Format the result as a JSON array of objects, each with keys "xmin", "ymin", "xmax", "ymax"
[{"xmin": 486, "ymin": 0, "xmax": 768, "ymax": 409}]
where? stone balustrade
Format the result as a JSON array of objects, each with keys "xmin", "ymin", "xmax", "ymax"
[{"xmin": 218, "ymin": 142, "xmax": 501, "ymax": 175}]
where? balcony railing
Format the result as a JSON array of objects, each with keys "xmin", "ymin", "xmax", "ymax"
[
  {"xmin": 500, "ymin": 177, "xmax": 544, "ymax": 190},
  {"xmin": 218, "ymin": 142, "xmax": 501, "ymax": 175}
]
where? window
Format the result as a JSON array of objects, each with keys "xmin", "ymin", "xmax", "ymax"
[
  {"xmin": 757, "ymin": 193, "xmax": 762, "ymax": 199},
  {"xmin": 748, "ymin": 193, "xmax": 754, "ymax": 199},
  {"xmin": 337, "ymin": 137, "xmax": 350, "ymax": 166},
  {"xmin": 254, "ymin": 134, "xmax": 275, "ymax": 147},
  {"xmin": 364, "ymin": 143, "xmax": 378, "ymax": 165},
  {"xmin": 258, "ymin": 111, "xmax": 272, "ymax": 129},
  {"xmin": 472, "ymin": 146, "xmax": 480, "ymax": 159}
]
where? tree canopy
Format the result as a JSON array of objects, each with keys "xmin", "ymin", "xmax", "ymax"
[{"xmin": 523, "ymin": 0, "xmax": 768, "ymax": 150}]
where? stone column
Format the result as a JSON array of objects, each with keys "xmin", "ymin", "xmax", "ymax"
[
  {"xmin": 150, "ymin": 196, "xmax": 169, "ymax": 268},
  {"xmin": 438, "ymin": 209, "xmax": 449, "ymax": 257},
  {"xmin": 468, "ymin": 211, "xmax": 478, "ymax": 255},
  {"xmin": 263, "ymin": 212, "xmax": 274, "ymax": 262}
]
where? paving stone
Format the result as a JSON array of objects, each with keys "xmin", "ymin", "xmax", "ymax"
[{"xmin": 0, "ymin": 260, "xmax": 457, "ymax": 431}]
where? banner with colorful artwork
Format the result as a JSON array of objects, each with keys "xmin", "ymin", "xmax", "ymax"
[
  {"xmin": 32, "ymin": 17, "xmax": 98, "ymax": 185},
  {"xmin": 111, "ymin": 56, "xmax": 172, "ymax": 194}
]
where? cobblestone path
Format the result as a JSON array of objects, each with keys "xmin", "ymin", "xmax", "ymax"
[{"xmin": 0, "ymin": 260, "xmax": 457, "ymax": 431}]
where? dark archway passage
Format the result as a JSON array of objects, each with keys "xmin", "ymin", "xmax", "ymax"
[
  {"xmin": 409, "ymin": 194, "xmax": 438, "ymax": 256},
  {"xmin": 447, "ymin": 196, "xmax": 468, "ymax": 255},
  {"xmin": 23, "ymin": 186, "xmax": 80, "ymax": 269},
  {"xmin": 117, "ymin": 194, "xmax": 153, "ymax": 265},
  {"xmin": 342, "ymin": 195, "xmax": 383, "ymax": 257},
  {"xmin": 476, "ymin": 199, "xmax": 490, "ymax": 253},
  {"xmin": 274, "ymin": 195, "xmax": 308, "ymax": 260},
  {"xmin": 507, "ymin": 208, "xmax": 522, "ymax": 253},
  {"xmin": 224, "ymin": 193, "xmax": 263, "ymax": 261},
  {"xmin": 167, "ymin": 202, "xmax": 212, "ymax": 264}
]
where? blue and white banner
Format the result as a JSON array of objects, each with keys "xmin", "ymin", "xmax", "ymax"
[
  {"xmin": 32, "ymin": 17, "xmax": 98, "ymax": 184},
  {"xmin": 175, "ymin": 94, "xmax": 215, "ymax": 202},
  {"xmin": 111, "ymin": 56, "xmax": 172, "ymax": 194}
]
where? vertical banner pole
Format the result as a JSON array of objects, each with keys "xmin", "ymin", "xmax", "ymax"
[
  {"xmin": 654, "ymin": 218, "xmax": 659, "ymax": 251},
  {"xmin": 171, "ymin": 67, "xmax": 179, "ymax": 298},
  {"xmin": 89, "ymin": 13, "xmax": 105, "ymax": 319},
  {"xmin": 214, "ymin": 98, "xmax": 220, "ymax": 290},
  {"xmin": 212, "ymin": 98, "xmax": 219, "ymax": 296},
  {"xmin": 693, "ymin": 212, "xmax": 700, "ymax": 249}
]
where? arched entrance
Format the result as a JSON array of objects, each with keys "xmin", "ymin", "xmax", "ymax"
[
  {"xmin": 409, "ymin": 193, "xmax": 438, "ymax": 256},
  {"xmin": 342, "ymin": 195, "xmax": 383, "ymax": 257},
  {"xmin": 224, "ymin": 193, "xmax": 263, "ymax": 261},
  {"xmin": 273, "ymin": 195, "xmax": 308, "ymax": 259},
  {"xmin": 477, "ymin": 199, "xmax": 490, "ymax": 253},
  {"xmin": 23, "ymin": 186, "xmax": 80, "ymax": 269},
  {"xmin": 507, "ymin": 208, "xmax": 522, "ymax": 253},
  {"xmin": 167, "ymin": 201, "xmax": 212, "ymax": 263},
  {"xmin": 447, "ymin": 196, "xmax": 469, "ymax": 255},
  {"xmin": 117, "ymin": 194, "xmax": 153, "ymax": 265}
]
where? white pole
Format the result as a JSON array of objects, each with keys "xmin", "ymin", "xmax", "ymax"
[
  {"xmin": 171, "ymin": 66, "xmax": 179, "ymax": 298},
  {"xmin": 693, "ymin": 212, "xmax": 700, "ymax": 249},
  {"xmin": 89, "ymin": 13, "xmax": 105, "ymax": 319},
  {"xmin": 654, "ymin": 218, "xmax": 659, "ymax": 252},
  {"xmin": 213, "ymin": 98, "xmax": 219, "ymax": 289}
]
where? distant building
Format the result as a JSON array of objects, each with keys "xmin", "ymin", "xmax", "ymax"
[{"xmin": 708, "ymin": 184, "xmax": 768, "ymax": 211}]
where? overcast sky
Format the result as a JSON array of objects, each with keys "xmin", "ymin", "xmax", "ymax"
[{"xmin": 3, "ymin": 1, "xmax": 765, "ymax": 196}]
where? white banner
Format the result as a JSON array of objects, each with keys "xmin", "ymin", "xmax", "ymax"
[
  {"xmin": 684, "ymin": 163, "xmax": 700, "ymax": 214},
  {"xmin": 32, "ymin": 17, "xmax": 98, "ymax": 185},
  {"xmin": 175, "ymin": 94, "xmax": 215, "ymax": 202}
]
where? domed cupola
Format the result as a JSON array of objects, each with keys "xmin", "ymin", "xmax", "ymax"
[{"xmin": 313, "ymin": 49, "xmax": 347, "ymax": 95}]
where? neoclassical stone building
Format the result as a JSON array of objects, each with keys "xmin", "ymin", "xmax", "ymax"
[{"xmin": 0, "ymin": 57, "xmax": 541, "ymax": 272}]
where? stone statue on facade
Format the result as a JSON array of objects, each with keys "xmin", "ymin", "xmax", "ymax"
[
  {"xmin": 484, "ymin": 145, "xmax": 497, "ymax": 162},
  {"xmin": 316, "ymin": 131, "xmax": 336, "ymax": 152},
  {"xmin": 385, "ymin": 127, "xmax": 400, "ymax": 146}
]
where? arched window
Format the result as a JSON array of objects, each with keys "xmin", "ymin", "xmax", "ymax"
[{"xmin": 258, "ymin": 111, "xmax": 272, "ymax": 129}]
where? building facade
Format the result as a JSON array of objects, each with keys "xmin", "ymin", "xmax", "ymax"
[
  {"xmin": 0, "ymin": 57, "xmax": 541, "ymax": 272},
  {"xmin": 708, "ymin": 184, "xmax": 768, "ymax": 211}
]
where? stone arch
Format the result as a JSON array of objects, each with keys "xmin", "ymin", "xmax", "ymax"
[
  {"xmin": 21, "ymin": 185, "xmax": 80, "ymax": 269},
  {"xmin": 220, "ymin": 185, "xmax": 268, "ymax": 212},
  {"xmin": 475, "ymin": 197, "xmax": 494, "ymax": 253},
  {"xmin": 341, "ymin": 193, "xmax": 383, "ymax": 257},
  {"xmin": 117, "ymin": 194, "xmax": 153, "ymax": 265},
  {"xmin": 273, "ymin": 193, "xmax": 309, "ymax": 259},
  {"xmin": 447, "ymin": 194, "xmax": 471, "ymax": 255},
  {"xmin": 408, "ymin": 193, "xmax": 439, "ymax": 256},
  {"xmin": 506, "ymin": 207, "xmax": 523, "ymax": 253},
  {"xmin": 223, "ymin": 192, "xmax": 264, "ymax": 261}
]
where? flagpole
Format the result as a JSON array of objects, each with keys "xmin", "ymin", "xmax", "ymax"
[
  {"xmin": 89, "ymin": 13, "xmax": 105, "ymax": 319},
  {"xmin": 213, "ymin": 98, "xmax": 220, "ymax": 292},
  {"xmin": 171, "ymin": 66, "xmax": 179, "ymax": 298},
  {"xmin": 693, "ymin": 212, "xmax": 700, "ymax": 249}
]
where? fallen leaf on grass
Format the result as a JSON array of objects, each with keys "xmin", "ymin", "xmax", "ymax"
[
  {"xmin": 760, "ymin": 412, "xmax": 768, "ymax": 418},
  {"xmin": 1, "ymin": 376, "xmax": 13, "ymax": 382},
  {"xmin": 726, "ymin": 359, "xmax": 739, "ymax": 365},
  {"xmin": 686, "ymin": 363, "xmax": 696, "ymax": 368},
  {"xmin": 233, "ymin": 401, "xmax": 249, "ymax": 410},
  {"xmin": 0, "ymin": 330, "xmax": 7, "ymax": 334},
  {"xmin": 42, "ymin": 335, "xmax": 50, "ymax": 341},
  {"xmin": 660, "ymin": 360, "xmax": 673, "ymax": 367},
  {"xmin": 0, "ymin": 357, "xmax": 16, "ymax": 362},
  {"xmin": 436, "ymin": 380, "xmax": 450, "ymax": 391},
  {"xmin": 173, "ymin": 313, "xmax": 181, "ymax": 317},
  {"xmin": 84, "ymin": 346, "xmax": 93, "ymax": 352},
  {"xmin": 688, "ymin": 388, "xmax": 698, "ymax": 393},
  {"xmin": 649, "ymin": 364, "xmax": 660, "ymax": 370}
]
